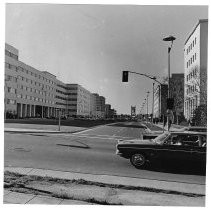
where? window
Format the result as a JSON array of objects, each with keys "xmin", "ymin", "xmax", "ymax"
[
  {"xmin": 195, "ymin": 53, "xmax": 196, "ymax": 60},
  {"xmin": 7, "ymin": 99, "xmax": 16, "ymax": 104},
  {"xmin": 8, "ymin": 87, "xmax": 16, "ymax": 94}
]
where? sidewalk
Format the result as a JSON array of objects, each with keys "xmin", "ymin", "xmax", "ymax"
[
  {"xmin": 4, "ymin": 167, "xmax": 205, "ymax": 206},
  {"xmin": 151, "ymin": 123, "xmax": 187, "ymax": 132},
  {"xmin": 4, "ymin": 123, "xmax": 86, "ymax": 133},
  {"xmin": 4, "ymin": 189, "xmax": 90, "ymax": 205}
]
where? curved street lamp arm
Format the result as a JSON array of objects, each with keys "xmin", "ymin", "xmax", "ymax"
[{"xmin": 128, "ymin": 71, "xmax": 162, "ymax": 85}]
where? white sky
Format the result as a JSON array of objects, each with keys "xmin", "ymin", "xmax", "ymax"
[
  {"xmin": 4, "ymin": 3, "xmax": 208, "ymax": 115},
  {"xmin": 1, "ymin": 1, "xmax": 211, "ymax": 210}
]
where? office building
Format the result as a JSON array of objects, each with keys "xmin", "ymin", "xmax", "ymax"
[
  {"xmin": 184, "ymin": 19, "xmax": 208, "ymax": 120},
  {"xmin": 5, "ymin": 43, "xmax": 110, "ymax": 119}
]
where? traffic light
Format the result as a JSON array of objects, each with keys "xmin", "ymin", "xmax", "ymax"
[
  {"xmin": 167, "ymin": 98, "xmax": 174, "ymax": 110},
  {"xmin": 122, "ymin": 71, "xmax": 129, "ymax": 82}
]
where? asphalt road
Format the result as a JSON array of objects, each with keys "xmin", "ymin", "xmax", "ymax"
[{"xmin": 4, "ymin": 121, "xmax": 206, "ymax": 185}]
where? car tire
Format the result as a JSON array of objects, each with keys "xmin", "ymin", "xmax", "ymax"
[{"xmin": 130, "ymin": 153, "xmax": 148, "ymax": 169}]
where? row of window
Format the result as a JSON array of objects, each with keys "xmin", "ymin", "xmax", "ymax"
[
  {"xmin": 186, "ymin": 67, "xmax": 198, "ymax": 82},
  {"xmin": 17, "ymin": 75, "xmax": 54, "ymax": 91},
  {"xmin": 19, "ymin": 85, "xmax": 54, "ymax": 98},
  {"xmin": 55, "ymin": 102, "xmax": 66, "ymax": 106},
  {"xmin": 5, "ymin": 75, "xmax": 17, "ymax": 82},
  {"xmin": 7, "ymin": 87, "xmax": 16, "ymax": 94},
  {"xmin": 55, "ymin": 95, "xmax": 67, "ymax": 101},
  {"xmin": 18, "ymin": 66, "xmax": 54, "ymax": 84},
  {"xmin": 6, "ymin": 99, "xmax": 16, "ymax": 105},
  {"xmin": 5, "ymin": 50, "xmax": 18, "ymax": 60},
  {"xmin": 186, "ymin": 84, "xmax": 198, "ymax": 95},
  {"xmin": 5, "ymin": 63, "xmax": 18, "ymax": 71},
  {"xmin": 16, "ymin": 94, "xmax": 54, "ymax": 104},
  {"xmin": 186, "ymin": 37, "xmax": 197, "ymax": 55},
  {"xmin": 186, "ymin": 53, "xmax": 197, "ymax": 68},
  {"xmin": 5, "ymin": 61, "xmax": 55, "ymax": 85}
]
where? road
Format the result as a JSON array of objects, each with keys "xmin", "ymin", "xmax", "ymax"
[{"xmin": 4, "ymin": 121, "xmax": 205, "ymax": 185}]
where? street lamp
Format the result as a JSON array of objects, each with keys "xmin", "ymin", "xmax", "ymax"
[
  {"xmin": 146, "ymin": 91, "xmax": 150, "ymax": 122},
  {"xmin": 163, "ymin": 35, "xmax": 176, "ymax": 98},
  {"xmin": 163, "ymin": 35, "xmax": 176, "ymax": 130}
]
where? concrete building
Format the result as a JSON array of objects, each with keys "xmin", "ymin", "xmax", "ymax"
[
  {"xmin": 90, "ymin": 93, "xmax": 105, "ymax": 118},
  {"xmin": 5, "ymin": 43, "xmax": 58, "ymax": 118},
  {"xmin": 5, "ymin": 43, "xmax": 105, "ymax": 119},
  {"xmin": 66, "ymin": 84, "xmax": 91, "ymax": 117},
  {"xmin": 184, "ymin": 19, "xmax": 208, "ymax": 120},
  {"xmin": 105, "ymin": 104, "xmax": 117, "ymax": 119},
  {"xmin": 153, "ymin": 84, "xmax": 168, "ymax": 121},
  {"xmin": 169, "ymin": 73, "xmax": 184, "ymax": 122}
]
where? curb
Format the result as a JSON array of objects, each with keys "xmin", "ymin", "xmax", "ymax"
[
  {"xmin": 4, "ymin": 122, "xmax": 117, "ymax": 134},
  {"xmin": 4, "ymin": 167, "xmax": 206, "ymax": 196}
]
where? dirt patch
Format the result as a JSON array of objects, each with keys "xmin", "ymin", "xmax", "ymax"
[{"xmin": 4, "ymin": 171, "xmax": 205, "ymax": 206}]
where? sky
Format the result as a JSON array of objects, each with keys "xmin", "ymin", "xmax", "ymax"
[{"xmin": 5, "ymin": 3, "xmax": 208, "ymax": 115}]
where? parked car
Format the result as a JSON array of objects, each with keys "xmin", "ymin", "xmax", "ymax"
[{"xmin": 116, "ymin": 131, "xmax": 206, "ymax": 169}]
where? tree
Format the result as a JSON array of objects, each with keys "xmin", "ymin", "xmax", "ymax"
[{"xmin": 185, "ymin": 67, "xmax": 207, "ymax": 126}]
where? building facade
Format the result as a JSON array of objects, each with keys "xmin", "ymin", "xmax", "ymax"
[
  {"xmin": 153, "ymin": 84, "xmax": 168, "ymax": 120},
  {"xmin": 184, "ymin": 19, "xmax": 208, "ymax": 120},
  {"xmin": 90, "ymin": 93, "xmax": 105, "ymax": 118},
  {"xmin": 169, "ymin": 73, "xmax": 184, "ymax": 122},
  {"xmin": 66, "ymin": 84, "xmax": 91, "ymax": 117},
  {"xmin": 5, "ymin": 43, "xmax": 111, "ymax": 119}
]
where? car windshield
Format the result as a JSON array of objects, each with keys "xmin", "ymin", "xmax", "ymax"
[{"xmin": 153, "ymin": 132, "xmax": 170, "ymax": 144}]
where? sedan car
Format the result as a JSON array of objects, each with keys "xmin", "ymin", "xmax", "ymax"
[{"xmin": 116, "ymin": 131, "xmax": 206, "ymax": 169}]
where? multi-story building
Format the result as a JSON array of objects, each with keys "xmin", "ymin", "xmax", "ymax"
[
  {"xmin": 5, "ymin": 43, "xmax": 110, "ymax": 119},
  {"xmin": 184, "ymin": 19, "xmax": 208, "ymax": 120},
  {"xmin": 66, "ymin": 84, "xmax": 91, "ymax": 117},
  {"xmin": 105, "ymin": 104, "xmax": 117, "ymax": 119},
  {"xmin": 169, "ymin": 73, "xmax": 184, "ymax": 122},
  {"xmin": 90, "ymin": 93, "xmax": 105, "ymax": 118},
  {"xmin": 5, "ymin": 43, "xmax": 58, "ymax": 118},
  {"xmin": 153, "ymin": 84, "xmax": 168, "ymax": 121}
]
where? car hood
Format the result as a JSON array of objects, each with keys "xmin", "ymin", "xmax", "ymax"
[{"xmin": 118, "ymin": 139, "xmax": 156, "ymax": 145}]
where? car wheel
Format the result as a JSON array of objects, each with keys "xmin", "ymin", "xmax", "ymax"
[{"xmin": 130, "ymin": 153, "xmax": 147, "ymax": 169}]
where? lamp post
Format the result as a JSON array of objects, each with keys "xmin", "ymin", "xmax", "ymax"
[
  {"xmin": 163, "ymin": 35, "xmax": 176, "ymax": 98},
  {"xmin": 152, "ymin": 82, "xmax": 155, "ymax": 123},
  {"xmin": 163, "ymin": 35, "xmax": 176, "ymax": 130}
]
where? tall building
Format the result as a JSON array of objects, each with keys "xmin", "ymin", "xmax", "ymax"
[
  {"xmin": 90, "ymin": 93, "xmax": 105, "ymax": 118},
  {"xmin": 5, "ymin": 43, "xmax": 58, "ymax": 118},
  {"xmin": 66, "ymin": 84, "xmax": 91, "ymax": 117},
  {"xmin": 169, "ymin": 73, "xmax": 184, "ymax": 122},
  {"xmin": 105, "ymin": 104, "xmax": 116, "ymax": 118},
  {"xmin": 184, "ymin": 19, "xmax": 208, "ymax": 120},
  {"xmin": 5, "ymin": 43, "xmax": 111, "ymax": 119},
  {"xmin": 153, "ymin": 84, "xmax": 168, "ymax": 120}
]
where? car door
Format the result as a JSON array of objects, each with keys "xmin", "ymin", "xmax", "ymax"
[
  {"xmin": 159, "ymin": 134, "xmax": 193, "ymax": 162},
  {"xmin": 190, "ymin": 135, "xmax": 206, "ymax": 164}
]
